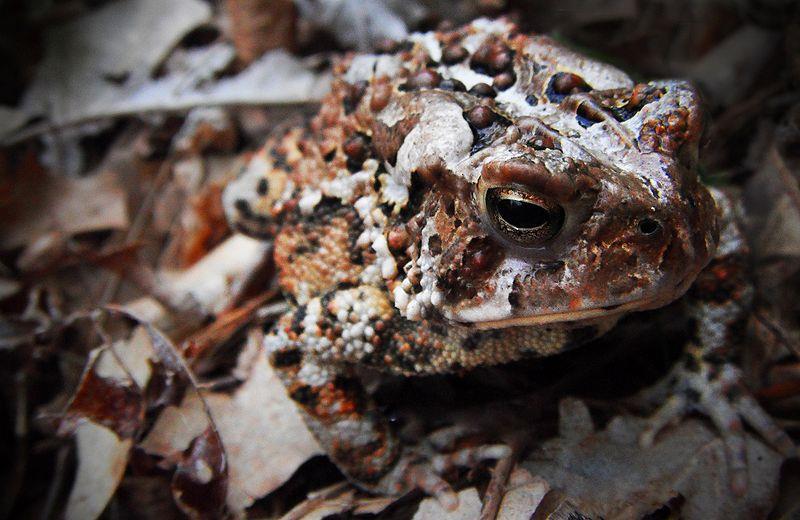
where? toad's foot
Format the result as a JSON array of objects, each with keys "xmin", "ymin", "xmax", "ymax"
[
  {"xmin": 376, "ymin": 442, "xmax": 511, "ymax": 510},
  {"xmin": 639, "ymin": 348, "xmax": 796, "ymax": 494}
]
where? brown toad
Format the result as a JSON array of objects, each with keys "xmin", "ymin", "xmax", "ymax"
[{"xmin": 223, "ymin": 18, "xmax": 794, "ymax": 503}]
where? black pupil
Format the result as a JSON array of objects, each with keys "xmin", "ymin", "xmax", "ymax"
[{"xmin": 497, "ymin": 199, "xmax": 550, "ymax": 229}]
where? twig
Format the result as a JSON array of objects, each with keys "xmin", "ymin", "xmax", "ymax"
[
  {"xmin": 753, "ymin": 308, "xmax": 800, "ymax": 360},
  {"xmin": 479, "ymin": 434, "xmax": 526, "ymax": 520},
  {"xmin": 97, "ymin": 158, "xmax": 173, "ymax": 306},
  {"xmin": 277, "ymin": 482, "xmax": 352, "ymax": 520}
]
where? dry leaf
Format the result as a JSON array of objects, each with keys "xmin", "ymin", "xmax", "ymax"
[
  {"xmin": 522, "ymin": 398, "xmax": 785, "ymax": 520},
  {"xmin": 295, "ymin": 0, "xmax": 416, "ymax": 51},
  {"xmin": 684, "ymin": 25, "xmax": 781, "ymax": 106},
  {"xmin": 65, "ymin": 422, "xmax": 133, "ymax": 520},
  {"xmin": 172, "ymin": 426, "xmax": 228, "ymax": 519},
  {"xmin": 496, "ymin": 474, "xmax": 549, "ymax": 520},
  {"xmin": 21, "ymin": 0, "xmax": 212, "ymax": 126},
  {"xmin": 158, "ymin": 234, "xmax": 271, "ymax": 315},
  {"xmin": 142, "ymin": 333, "xmax": 321, "ymax": 513},
  {"xmin": 61, "ymin": 326, "xmax": 156, "ymax": 520},
  {"xmin": 0, "ymin": 163, "xmax": 128, "ymax": 251},
  {"xmin": 413, "ymin": 488, "xmax": 483, "ymax": 520}
]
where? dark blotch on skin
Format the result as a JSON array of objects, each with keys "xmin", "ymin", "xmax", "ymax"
[
  {"xmin": 428, "ymin": 234, "xmax": 443, "ymax": 255},
  {"xmin": 257, "ymin": 178, "xmax": 269, "ymax": 196},
  {"xmin": 272, "ymin": 348, "xmax": 303, "ymax": 367},
  {"xmin": 442, "ymin": 44, "xmax": 468, "ymax": 64},
  {"xmin": 469, "ymin": 82, "xmax": 497, "ymax": 98},
  {"xmin": 371, "ymin": 116, "xmax": 416, "ymax": 166},
  {"xmin": 466, "ymin": 105, "xmax": 494, "ymax": 128},
  {"xmin": 441, "ymin": 236, "xmax": 505, "ymax": 302},
  {"xmin": 270, "ymin": 148, "xmax": 289, "ymax": 170},
  {"xmin": 546, "ymin": 72, "xmax": 592, "ymax": 103},
  {"xmin": 399, "ymin": 174, "xmax": 427, "ymax": 221},
  {"xmin": 462, "ymin": 333, "xmax": 482, "ymax": 351},
  {"xmin": 235, "ymin": 198, "xmax": 252, "ymax": 217},
  {"xmin": 493, "ymin": 71, "xmax": 516, "ymax": 91},
  {"xmin": 461, "ymin": 330, "xmax": 502, "ymax": 351},
  {"xmin": 404, "ymin": 69, "xmax": 442, "ymax": 90},
  {"xmin": 564, "ymin": 326, "xmax": 599, "ymax": 350},
  {"xmin": 289, "ymin": 385, "xmax": 318, "ymax": 406},
  {"xmin": 291, "ymin": 305, "xmax": 307, "ymax": 333},
  {"xmin": 464, "ymin": 108, "xmax": 512, "ymax": 154},
  {"xmin": 439, "ymin": 78, "xmax": 467, "ymax": 92},
  {"xmin": 343, "ymin": 80, "xmax": 368, "ymax": 115}
]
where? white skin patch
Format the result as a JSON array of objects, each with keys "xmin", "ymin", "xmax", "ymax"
[
  {"xmin": 409, "ymin": 31, "xmax": 442, "ymax": 62},
  {"xmin": 394, "ymin": 220, "xmax": 445, "ymax": 321},
  {"xmin": 344, "ymin": 54, "xmax": 402, "ymax": 83},
  {"xmin": 352, "ymin": 193, "xmax": 398, "ymax": 284},
  {"xmin": 377, "ymin": 98, "xmax": 407, "ymax": 127},
  {"xmin": 297, "ymin": 360, "xmax": 334, "ymax": 387},
  {"xmin": 441, "ymin": 63, "xmax": 492, "ymax": 90},
  {"xmin": 298, "ymin": 188, "xmax": 322, "ymax": 215},
  {"xmin": 442, "ymin": 256, "xmax": 523, "ymax": 323},
  {"xmin": 393, "ymin": 96, "xmax": 473, "ymax": 189},
  {"xmin": 321, "ymin": 161, "xmax": 376, "ymax": 203},
  {"xmin": 379, "ymin": 168, "xmax": 410, "ymax": 209}
]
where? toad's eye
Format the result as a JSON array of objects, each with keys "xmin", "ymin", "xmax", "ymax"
[{"xmin": 485, "ymin": 187, "xmax": 564, "ymax": 246}]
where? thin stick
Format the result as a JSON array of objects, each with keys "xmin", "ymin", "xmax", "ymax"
[{"xmin": 479, "ymin": 434, "xmax": 525, "ymax": 520}]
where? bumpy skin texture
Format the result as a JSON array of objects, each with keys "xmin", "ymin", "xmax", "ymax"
[{"xmin": 224, "ymin": 19, "xmax": 793, "ymax": 496}]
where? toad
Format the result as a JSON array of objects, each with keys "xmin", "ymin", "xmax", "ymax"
[{"xmin": 223, "ymin": 18, "xmax": 795, "ymax": 504}]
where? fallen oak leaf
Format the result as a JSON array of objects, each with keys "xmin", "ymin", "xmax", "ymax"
[
  {"xmin": 59, "ymin": 349, "xmax": 144, "ymax": 439},
  {"xmin": 0, "ymin": 155, "xmax": 129, "ymax": 251},
  {"xmin": 141, "ymin": 332, "xmax": 322, "ymax": 514},
  {"xmin": 108, "ymin": 307, "xmax": 231, "ymax": 517},
  {"xmin": 521, "ymin": 398, "xmax": 785, "ymax": 520},
  {"xmin": 59, "ymin": 323, "xmax": 154, "ymax": 520},
  {"xmin": 173, "ymin": 426, "xmax": 228, "ymax": 520},
  {"xmin": 59, "ymin": 308, "xmax": 230, "ymax": 518}
]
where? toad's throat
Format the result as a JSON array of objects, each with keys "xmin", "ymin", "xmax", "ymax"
[{"xmin": 463, "ymin": 296, "xmax": 663, "ymax": 330}]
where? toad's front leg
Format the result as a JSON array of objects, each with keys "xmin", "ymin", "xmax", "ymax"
[
  {"xmin": 639, "ymin": 191, "xmax": 796, "ymax": 493},
  {"xmin": 263, "ymin": 290, "xmax": 508, "ymax": 507}
]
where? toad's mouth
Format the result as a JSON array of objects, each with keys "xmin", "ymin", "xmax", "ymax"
[{"xmin": 464, "ymin": 295, "xmax": 663, "ymax": 330}]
